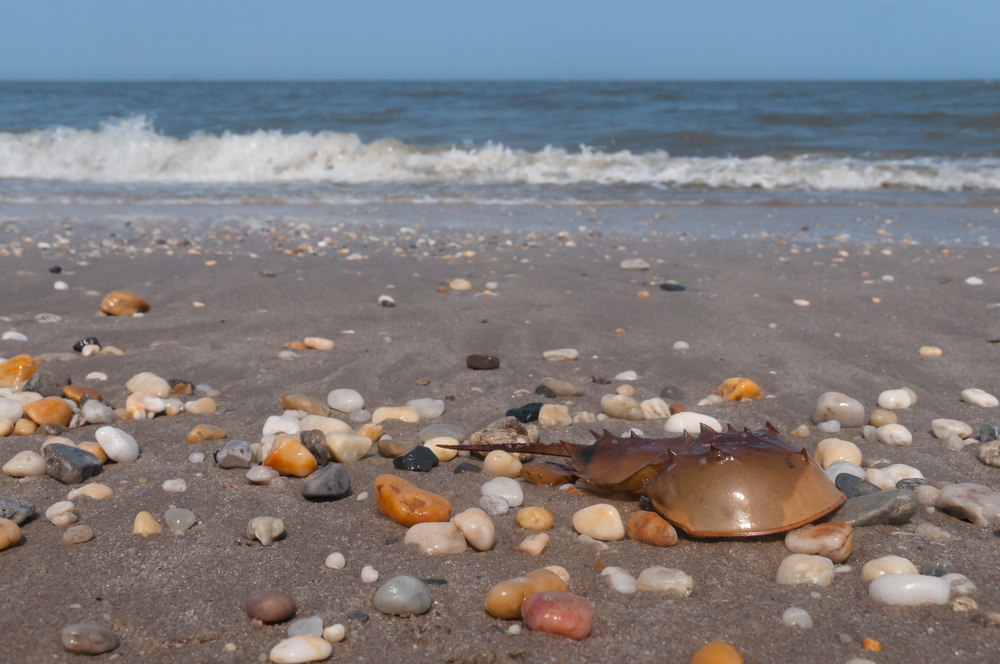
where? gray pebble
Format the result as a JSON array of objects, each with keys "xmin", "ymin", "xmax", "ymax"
[
  {"xmin": 920, "ymin": 559, "xmax": 957, "ymax": 577},
  {"xmin": 300, "ymin": 430, "xmax": 331, "ymax": 467},
  {"xmin": 824, "ymin": 489, "xmax": 918, "ymax": 527},
  {"xmin": 25, "ymin": 368, "xmax": 70, "ymax": 397},
  {"xmin": 817, "ymin": 420, "xmax": 841, "ymax": 433},
  {"xmin": 61, "ymin": 624, "xmax": 119, "ymax": 655},
  {"xmin": 834, "ymin": 473, "xmax": 882, "ymax": 498},
  {"xmin": 349, "ymin": 408, "xmax": 371, "ymax": 423},
  {"xmin": 480, "ymin": 494, "xmax": 509, "ymax": 516},
  {"xmin": 419, "ymin": 423, "xmax": 469, "ymax": 443},
  {"xmin": 62, "ymin": 525, "xmax": 93, "ymax": 545},
  {"xmin": 44, "ymin": 444, "xmax": 103, "ymax": 485},
  {"xmin": 0, "ymin": 497, "xmax": 35, "ymax": 525},
  {"xmin": 288, "ymin": 615, "xmax": 324, "ymax": 637},
  {"xmin": 980, "ymin": 422, "xmax": 1000, "ymax": 444},
  {"xmin": 373, "ymin": 576, "xmax": 432, "ymax": 616},
  {"xmin": 895, "ymin": 477, "xmax": 931, "ymax": 491},
  {"xmin": 942, "ymin": 434, "xmax": 966, "ymax": 451},
  {"xmin": 659, "ymin": 385, "xmax": 685, "ymax": 400},
  {"xmin": 215, "ymin": 440, "xmax": 253, "ymax": 469},
  {"xmin": 301, "ymin": 464, "xmax": 351, "ymax": 501}
]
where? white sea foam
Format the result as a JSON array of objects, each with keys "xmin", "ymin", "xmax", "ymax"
[{"xmin": 2, "ymin": 116, "xmax": 1000, "ymax": 192}]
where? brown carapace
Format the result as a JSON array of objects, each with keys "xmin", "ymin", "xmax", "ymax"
[{"xmin": 448, "ymin": 423, "xmax": 845, "ymax": 538}]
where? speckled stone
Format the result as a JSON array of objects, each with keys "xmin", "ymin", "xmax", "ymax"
[
  {"xmin": 61, "ymin": 624, "xmax": 119, "ymax": 655},
  {"xmin": 0, "ymin": 497, "xmax": 35, "ymax": 525},
  {"xmin": 301, "ymin": 464, "xmax": 351, "ymax": 501},
  {"xmin": 44, "ymin": 444, "xmax": 103, "ymax": 485}
]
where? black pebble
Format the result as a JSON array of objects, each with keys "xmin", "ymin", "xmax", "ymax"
[
  {"xmin": 48, "ymin": 265, "xmax": 61, "ymax": 273},
  {"xmin": 639, "ymin": 495, "xmax": 655, "ymax": 512},
  {"xmin": 300, "ymin": 430, "xmax": 332, "ymax": 467},
  {"xmin": 349, "ymin": 612, "xmax": 369, "ymax": 622},
  {"xmin": 393, "ymin": 446, "xmax": 439, "ymax": 472},
  {"xmin": 72, "ymin": 337, "xmax": 100, "ymax": 352},
  {"xmin": 466, "ymin": 354, "xmax": 500, "ymax": 370},
  {"xmin": 506, "ymin": 402, "xmax": 543, "ymax": 423},
  {"xmin": 534, "ymin": 385, "xmax": 557, "ymax": 398},
  {"xmin": 919, "ymin": 559, "xmax": 957, "ymax": 577},
  {"xmin": 980, "ymin": 422, "xmax": 1000, "ymax": 444},
  {"xmin": 453, "ymin": 462, "xmax": 481, "ymax": 474},
  {"xmin": 420, "ymin": 578, "xmax": 448, "ymax": 585},
  {"xmin": 488, "ymin": 625, "xmax": 505, "ymax": 634},
  {"xmin": 591, "ymin": 376, "xmax": 611, "ymax": 385},
  {"xmin": 835, "ymin": 473, "xmax": 882, "ymax": 498},
  {"xmin": 659, "ymin": 385, "xmax": 685, "ymax": 400},
  {"xmin": 260, "ymin": 270, "xmax": 276, "ymax": 277},
  {"xmin": 659, "ymin": 283, "xmax": 686, "ymax": 291}
]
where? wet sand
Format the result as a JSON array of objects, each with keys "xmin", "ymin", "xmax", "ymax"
[{"xmin": 1, "ymin": 212, "xmax": 1000, "ymax": 663}]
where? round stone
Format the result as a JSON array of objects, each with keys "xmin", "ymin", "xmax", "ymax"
[
  {"xmin": 522, "ymin": 591, "xmax": 592, "ymax": 640},
  {"xmin": 373, "ymin": 575, "xmax": 432, "ymax": 616},
  {"xmin": 245, "ymin": 590, "xmax": 296, "ymax": 623},
  {"xmin": 61, "ymin": 624, "xmax": 119, "ymax": 655}
]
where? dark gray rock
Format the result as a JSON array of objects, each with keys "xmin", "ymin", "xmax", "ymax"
[
  {"xmin": 0, "ymin": 497, "xmax": 35, "ymax": 525},
  {"xmin": 534, "ymin": 384, "xmax": 557, "ymax": 398},
  {"xmin": 659, "ymin": 385, "xmax": 685, "ymax": 400},
  {"xmin": 44, "ymin": 444, "xmax": 103, "ymax": 485},
  {"xmin": 348, "ymin": 611, "xmax": 369, "ymax": 622},
  {"xmin": 392, "ymin": 446, "xmax": 439, "ymax": 472},
  {"xmin": 506, "ymin": 403, "xmax": 542, "ymax": 423},
  {"xmin": 301, "ymin": 464, "xmax": 351, "ymax": 500},
  {"xmin": 920, "ymin": 559, "xmax": 957, "ymax": 577},
  {"xmin": 453, "ymin": 462, "xmax": 481, "ymax": 474},
  {"xmin": 824, "ymin": 489, "xmax": 918, "ymax": 527},
  {"xmin": 300, "ymin": 429, "xmax": 331, "ymax": 467},
  {"xmin": 835, "ymin": 473, "xmax": 882, "ymax": 498},
  {"xmin": 37, "ymin": 423, "xmax": 68, "ymax": 436},
  {"xmin": 980, "ymin": 422, "xmax": 1000, "ymax": 444},
  {"xmin": 61, "ymin": 624, "xmax": 119, "ymax": 655},
  {"xmin": 659, "ymin": 283, "xmax": 686, "ymax": 292},
  {"xmin": 215, "ymin": 440, "xmax": 252, "ymax": 469},
  {"xmin": 25, "ymin": 369, "xmax": 71, "ymax": 397},
  {"xmin": 895, "ymin": 477, "xmax": 931, "ymax": 491},
  {"xmin": 72, "ymin": 337, "xmax": 99, "ymax": 352},
  {"xmin": 466, "ymin": 354, "xmax": 500, "ymax": 370}
]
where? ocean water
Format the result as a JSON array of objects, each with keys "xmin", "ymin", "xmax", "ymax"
[{"xmin": 1, "ymin": 81, "xmax": 1000, "ymax": 208}]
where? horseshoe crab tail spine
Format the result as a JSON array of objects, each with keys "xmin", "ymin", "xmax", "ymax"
[{"xmin": 438, "ymin": 441, "xmax": 573, "ymax": 457}]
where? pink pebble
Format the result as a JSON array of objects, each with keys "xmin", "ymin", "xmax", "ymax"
[{"xmin": 521, "ymin": 591, "xmax": 592, "ymax": 640}]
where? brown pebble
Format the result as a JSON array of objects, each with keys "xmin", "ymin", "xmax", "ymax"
[
  {"xmin": 284, "ymin": 341, "xmax": 307, "ymax": 350},
  {"xmin": 862, "ymin": 638, "xmax": 881, "ymax": 652},
  {"xmin": 626, "ymin": 511, "xmax": 678, "ymax": 547},
  {"xmin": 356, "ymin": 423, "xmax": 383, "ymax": 443},
  {"xmin": 187, "ymin": 424, "xmax": 226, "ymax": 444},
  {"xmin": 466, "ymin": 354, "xmax": 500, "ymax": 370},
  {"xmin": 63, "ymin": 385, "xmax": 102, "ymax": 405},
  {"xmin": 99, "ymin": 291, "xmax": 150, "ymax": 316},
  {"xmin": 869, "ymin": 409, "xmax": 898, "ymax": 427},
  {"xmin": 592, "ymin": 557, "xmax": 606, "ymax": 571},
  {"xmin": 668, "ymin": 403, "xmax": 685, "ymax": 415},
  {"xmin": 416, "ymin": 377, "xmax": 430, "ymax": 385},
  {"xmin": 615, "ymin": 328, "xmax": 625, "ymax": 335},
  {"xmin": 377, "ymin": 439, "xmax": 411, "ymax": 458},
  {"xmin": 13, "ymin": 418, "xmax": 37, "ymax": 435},
  {"xmin": 170, "ymin": 381, "xmax": 194, "ymax": 396},
  {"xmin": 245, "ymin": 590, "xmax": 296, "ymax": 623}
]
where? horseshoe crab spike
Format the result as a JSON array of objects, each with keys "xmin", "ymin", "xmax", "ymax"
[
  {"xmin": 743, "ymin": 427, "xmax": 753, "ymax": 435},
  {"xmin": 629, "ymin": 431, "xmax": 639, "ymax": 438},
  {"xmin": 589, "ymin": 429, "xmax": 602, "ymax": 440},
  {"xmin": 800, "ymin": 448, "xmax": 810, "ymax": 461},
  {"xmin": 726, "ymin": 423, "xmax": 737, "ymax": 433},
  {"xmin": 764, "ymin": 421, "xmax": 781, "ymax": 435}
]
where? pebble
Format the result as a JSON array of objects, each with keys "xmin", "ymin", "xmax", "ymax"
[
  {"xmin": 876, "ymin": 423, "xmax": 912, "ymax": 447},
  {"xmin": 716, "ymin": 377, "xmax": 762, "ymax": 401},
  {"xmin": 521, "ymin": 591, "xmax": 592, "ymax": 640},
  {"xmin": 60, "ymin": 523, "xmax": 93, "ymax": 544},
  {"xmin": 406, "ymin": 398, "xmax": 445, "ymax": 419},
  {"xmin": 485, "ymin": 569, "xmax": 568, "ymax": 619},
  {"xmin": 484, "ymin": 450, "xmax": 523, "ymax": 477},
  {"xmin": 480, "ymin": 494, "xmax": 510, "ymax": 516},
  {"xmin": 600, "ymin": 394, "xmax": 645, "ymax": 420},
  {"xmin": 934, "ymin": 483, "xmax": 1000, "ymax": 528},
  {"xmin": 247, "ymin": 516, "xmax": 285, "ymax": 546},
  {"xmin": 673, "ymin": 341, "xmax": 690, "ymax": 350},
  {"xmin": 868, "ymin": 409, "xmax": 897, "ymax": 427},
  {"xmin": 812, "ymin": 392, "xmax": 865, "ymax": 427},
  {"xmin": 690, "ymin": 642, "xmax": 743, "ymax": 664},
  {"xmin": 793, "ymin": 298, "xmax": 810, "ymax": 306},
  {"xmin": 100, "ymin": 290, "xmax": 149, "ymax": 316},
  {"xmin": 784, "ymin": 523, "xmax": 853, "ymax": 563},
  {"xmin": 279, "ymin": 394, "xmax": 330, "ymax": 417},
  {"xmin": 626, "ymin": 511, "xmax": 678, "ymax": 546},
  {"xmin": 639, "ymin": 397, "xmax": 671, "ymax": 419},
  {"xmin": 61, "ymin": 624, "xmax": 120, "ymax": 655},
  {"xmin": 965, "ymin": 276, "xmax": 984, "ymax": 285},
  {"xmin": 3, "ymin": 450, "xmax": 47, "ymax": 477},
  {"xmin": 827, "ymin": 488, "xmax": 918, "ymax": 527},
  {"xmin": 269, "ymin": 635, "xmax": 333, "ymax": 663},
  {"xmin": 0, "ymin": 497, "xmax": 36, "ymax": 525},
  {"xmin": 932, "ymin": 418, "xmax": 973, "ymax": 439},
  {"xmin": 23, "ymin": 396, "xmax": 72, "ymax": 427},
  {"xmin": 217, "ymin": 440, "xmax": 253, "ymax": 468},
  {"xmin": 14, "ymin": 418, "xmax": 37, "ymax": 435},
  {"xmin": 775, "ymin": 554, "xmax": 834, "ymax": 587},
  {"xmin": 601, "ymin": 566, "xmax": 637, "ymax": 594},
  {"xmin": 466, "ymin": 354, "xmax": 500, "ymax": 370},
  {"xmin": 659, "ymin": 385, "xmax": 685, "ymax": 400},
  {"xmin": 264, "ymin": 437, "xmax": 318, "ymax": 477},
  {"xmin": 374, "ymin": 576, "xmax": 433, "ymax": 616},
  {"xmin": 186, "ymin": 424, "xmax": 225, "ymax": 444},
  {"xmin": 303, "ymin": 337, "xmax": 335, "ymax": 351},
  {"xmin": 376, "ymin": 439, "xmax": 410, "ymax": 458},
  {"xmin": 877, "ymin": 388, "xmax": 913, "ymax": 409},
  {"xmin": 920, "ymin": 558, "xmax": 957, "ymax": 577},
  {"xmin": 165, "ymin": 507, "xmax": 196, "ymax": 533},
  {"xmin": 542, "ymin": 348, "xmax": 579, "ymax": 362},
  {"xmin": 869, "ymin": 574, "xmax": 950, "ymax": 605},
  {"xmin": 979, "ymin": 439, "xmax": 1000, "ymax": 467},
  {"xmin": 481, "ymin": 477, "xmax": 524, "ymax": 507},
  {"xmin": 454, "ymin": 462, "xmax": 480, "ymax": 474},
  {"xmin": 664, "ymin": 412, "xmax": 721, "ymax": 435},
  {"xmin": 361, "ymin": 566, "xmax": 379, "ymax": 583},
  {"xmin": 518, "ymin": 532, "xmax": 549, "ymax": 555},
  {"xmin": 0, "ymin": 354, "xmax": 38, "ymax": 389},
  {"xmin": 185, "ymin": 397, "xmax": 216, "ymax": 414},
  {"xmin": 326, "ymin": 432, "xmax": 372, "ymax": 463},
  {"xmin": 979, "ymin": 421, "xmax": 1000, "ymax": 443},
  {"xmin": 835, "ymin": 473, "xmax": 881, "ymax": 498},
  {"xmin": 636, "ymin": 567, "xmax": 694, "ymax": 596},
  {"xmin": 815, "ymin": 439, "xmax": 862, "ymax": 469},
  {"xmin": 0, "ymin": 397, "xmax": 23, "ymax": 422},
  {"xmin": 288, "ymin": 616, "xmax": 324, "ymax": 638},
  {"xmin": 0, "ymin": 517, "xmax": 20, "ymax": 551},
  {"xmin": 133, "ymin": 511, "xmax": 162, "ymax": 535},
  {"xmin": 324, "ymin": 552, "xmax": 346, "ymax": 569},
  {"xmin": 424, "ymin": 436, "xmax": 459, "ymax": 462},
  {"xmin": 419, "ymin": 423, "xmax": 468, "ymax": 443},
  {"xmin": 816, "ymin": 420, "xmax": 841, "ymax": 433},
  {"xmin": 538, "ymin": 404, "xmax": 573, "ymax": 427},
  {"xmin": 95, "ymin": 426, "xmax": 140, "ymax": 463},
  {"xmin": 392, "ymin": 445, "xmax": 439, "ymax": 472},
  {"xmin": 301, "ymin": 464, "xmax": 351, "ymax": 500},
  {"xmin": 322, "ymin": 389, "xmax": 364, "ymax": 416},
  {"xmin": 860, "ymin": 555, "xmax": 918, "ymax": 581},
  {"xmin": 781, "ymin": 607, "xmax": 812, "ymax": 628},
  {"xmin": 322, "ymin": 624, "xmax": 345, "ymax": 643},
  {"xmin": 375, "ymin": 475, "xmax": 452, "ymax": 526},
  {"xmin": 450, "ymin": 278, "xmax": 472, "ymax": 290},
  {"xmin": 541, "ymin": 378, "xmax": 585, "ymax": 397},
  {"xmin": 372, "ymin": 406, "xmax": 420, "ymax": 424},
  {"xmin": 45, "ymin": 500, "xmax": 77, "ymax": 526},
  {"xmin": 1, "ymin": 331, "xmax": 28, "ymax": 342},
  {"xmin": 0, "ymin": 418, "xmax": 12, "ymax": 437},
  {"xmin": 516, "ymin": 506, "xmax": 554, "ymax": 531},
  {"xmin": 81, "ymin": 400, "xmax": 117, "ymax": 425},
  {"xmin": 124, "ymin": 372, "xmax": 169, "ymax": 398},
  {"xmin": 572, "ymin": 504, "xmax": 624, "ymax": 541},
  {"xmin": 962, "ymin": 388, "xmax": 999, "ymax": 407},
  {"xmin": 620, "ymin": 258, "xmax": 650, "ymax": 270},
  {"xmin": 915, "ymin": 484, "xmax": 940, "ymax": 506},
  {"xmin": 447, "ymin": 507, "xmax": 496, "ymax": 551}
]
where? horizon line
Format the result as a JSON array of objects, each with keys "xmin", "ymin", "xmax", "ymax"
[{"xmin": 1, "ymin": 77, "xmax": 997, "ymax": 84}]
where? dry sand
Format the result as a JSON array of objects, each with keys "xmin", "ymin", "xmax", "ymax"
[{"xmin": 1, "ymin": 211, "xmax": 999, "ymax": 663}]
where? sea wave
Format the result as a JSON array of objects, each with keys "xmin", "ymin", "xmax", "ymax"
[{"xmin": 2, "ymin": 116, "xmax": 1000, "ymax": 192}]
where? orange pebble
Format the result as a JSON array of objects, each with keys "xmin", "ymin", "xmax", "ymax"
[
  {"xmin": 615, "ymin": 328, "xmax": 625, "ymax": 335},
  {"xmin": 716, "ymin": 377, "xmax": 762, "ymax": 401},
  {"xmin": 374, "ymin": 475, "xmax": 452, "ymax": 527},
  {"xmin": 0, "ymin": 354, "xmax": 38, "ymax": 389},
  {"xmin": 690, "ymin": 641, "xmax": 743, "ymax": 664},
  {"xmin": 263, "ymin": 436, "xmax": 317, "ymax": 477},
  {"xmin": 862, "ymin": 638, "xmax": 881, "ymax": 652}
]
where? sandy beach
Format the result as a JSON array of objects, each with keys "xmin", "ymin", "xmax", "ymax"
[{"xmin": 2, "ymin": 206, "xmax": 1000, "ymax": 664}]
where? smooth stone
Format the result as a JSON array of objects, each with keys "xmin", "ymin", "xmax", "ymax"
[
  {"xmin": 775, "ymin": 554, "xmax": 834, "ymax": 587},
  {"xmin": 301, "ymin": 464, "xmax": 351, "ymax": 501},
  {"xmin": 599, "ymin": 394, "xmax": 644, "ymax": 420},
  {"xmin": 374, "ymin": 475, "xmax": 451, "ymax": 526},
  {"xmin": 869, "ymin": 409, "xmax": 897, "ymax": 427},
  {"xmin": 62, "ymin": 524, "xmax": 93, "ymax": 544},
  {"xmin": 423, "ymin": 436, "xmax": 459, "ymax": 462},
  {"xmin": 781, "ymin": 607, "xmax": 813, "ymax": 628},
  {"xmin": 869, "ymin": 574, "xmax": 950, "ymax": 605},
  {"xmin": 269, "ymin": 635, "xmax": 332, "ymax": 663},
  {"xmin": 506, "ymin": 403, "xmax": 543, "ymax": 423},
  {"xmin": 664, "ymin": 412, "xmax": 721, "ymax": 435},
  {"xmin": 23, "ymin": 397, "xmax": 72, "ymax": 426},
  {"xmin": 816, "ymin": 420, "xmax": 841, "ymax": 433},
  {"xmin": 100, "ymin": 290, "xmax": 149, "ymax": 316},
  {"xmin": 481, "ymin": 477, "xmax": 523, "ymax": 507},
  {"xmin": 133, "ymin": 511, "xmax": 162, "ymax": 535},
  {"xmin": 81, "ymin": 400, "xmax": 117, "ymax": 425},
  {"xmin": 361, "ymin": 567, "xmax": 379, "ymax": 583},
  {"xmin": 812, "ymin": 392, "xmax": 865, "ymax": 427},
  {"xmin": 0, "ymin": 354, "xmax": 39, "ymax": 389},
  {"xmin": 165, "ymin": 507, "xmax": 196, "ymax": 533},
  {"xmin": 920, "ymin": 558, "xmax": 957, "ymax": 577},
  {"xmin": 522, "ymin": 591, "xmax": 592, "ymax": 640},
  {"xmin": 44, "ymin": 444, "xmax": 103, "ymax": 484},
  {"xmin": 44, "ymin": 500, "xmax": 76, "ymax": 526},
  {"xmin": 572, "ymin": 504, "xmax": 624, "ymax": 541},
  {"xmin": 374, "ymin": 576, "xmax": 433, "ymax": 616},
  {"xmin": 484, "ymin": 450, "xmax": 523, "ymax": 477},
  {"xmin": 480, "ymin": 494, "xmax": 510, "ymax": 516},
  {"xmin": 454, "ymin": 462, "xmax": 481, "ymax": 474},
  {"xmin": 303, "ymin": 337, "xmax": 335, "ymax": 350},
  {"xmin": 279, "ymin": 394, "xmax": 330, "ymax": 417},
  {"xmin": 620, "ymin": 258, "xmax": 650, "ymax": 270},
  {"xmin": 162, "ymin": 478, "xmax": 187, "ymax": 492},
  {"xmin": 377, "ymin": 439, "xmax": 411, "ymax": 458},
  {"xmin": 63, "ymin": 385, "xmax": 102, "ymax": 405},
  {"xmin": 406, "ymin": 398, "xmax": 445, "ymax": 419},
  {"xmin": 979, "ymin": 422, "xmax": 1000, "ymax": 444},
  {"xmin": 326, "ymin": 388, "xmax": 364, "ymax": 413},
  {"xmin": 371, "ymin": 406, "xmax": 420, "ymax": 424},
  {"xmin": 3, "ymin": 450, "xmax": 47, "ymax": 477},
  {"xmin": 288, "ymin": 616, "xmax": 324, "ymax": 638},
  {"xmin": 247, "ymin": 465, "xmax": 280, "ymax": 484},
  {"xmin": 61, "ymin": 624, "xmax": 119, "ymax": 655},
  {"xmin": 636, "ymin": 567, "xmax": 694, "ymax": 596},
  {"xmin": 466, "ymin": 354, "xmax": 500, "ymax": 370},
  {"xmin": 404, "ymin": 522, "xmax": 468, "ymax": 555},
  {"xmin": 217, "ymin": 440, "xmax": 253, "ymax": 468},
  {"xmin": 784, "ymin": 522, "xmax": 853, "ymax": 563},
  {"xmin": 0, "ymin": 497, "xmax": 35, "ymax": 525},
  {"xmin": 264, "ymin": 437, "xmax": 318, "ymax": 477},
  {"xmin": 659, "ymin": 283, "xmax": 686, "ymax": 292},
  {"xmin": 349, "ymin": 408, "xmax": 371, "ymax": 423},
  {"xmin": 825, "ymin": 489, "xmax": 917, "ymax": 527},
  {"xmin": 392, "ymin": 445, "xmax": 439, "ymax": 472},
  {"xmin": 943, "ymin": 434, "xmax": 966, "ymax": 451},
  {"xmin": 825, "ymin": 461, "xmax": 866, "ymax": 485},
  {"xmin": 518, "ymin": 532, "xmax": 549, "ymax": 555},
  {"xmin": 184, "ymin": 397, "xmax": 216, "ymax": 414},
  {"xmin": 187, "ymin": 424, "xmax": 226, "ymax": 444},
  {"xmin": 450, "ymin": 278, "xmax": 472, "ymax": 290},
  {"xmin": 517, "ymin": 507, "xmax": 554, "ymax": 531},
  {"xmin": 934, "ymin": 483, "xmax": 1000, "ymax": 528},
  {"xmin": 962, "ymin": 388, "xmax": 999, "ymax": 408},
  {"xmin": 248, "ymin": 516, "xmax": 285, "ymax": 546},
  {"xmin": 418, "ymin": 423, "xmax": 468, "ymax": 443},
  {"xmin": 538, "ymin": 404, "xmax": 573, "ymax": 427},
  {"xmin": 543, "ymin": 348, "xmax": 579, "ymax": 362},
  {"xmin": 452, "ymin": 507, "xmax": 495, "ymax": 550},
  {"xmin": 815, "ymin": 438, "xmax": 863, "ymax": 468},
  {"xmin": 263, "ymin": 415, "xmax": 301, "ymax": 436},
  {"xmin": 541, "ymin": 378, "xmax": 585, "ymax": 397},
  {"xmin": 125, "ymin": 372, "xmax": 170, "ymax": 398},
  {"xmin": 0, "ymin": 517, "xmax": 21, "ymax": 551},
  {"xmin": 876, "ymin": 423, "xmax": 912, "ymax": 447},
  {"xmin": 860, "ymin": 555, "xmax": 918, "ymax": 581},
  {"xmin": 0, "ymin": 397, "xmax": 24, "ymax": 422},
  {"xmin": 485, "ymin": 569, "xmax": 567, "ymax": 619},
  {"xmin": 932, "ymin": 419, "xmax": 973, "ymax": 439},
  {"xmin": 95, "ymin": 426, "xmax": 139, "ymax": 463},
  {"xmin": 979, "ymin": 439, "xmax": 1000, "ymax": 467},
  {"xmin": 626, "ymin": 510, "xmax": 678, "ymax": 546},
  {"xmin": 877, "ymin": 389, "xmax": 912, "ymax": 410},
  {"xmin": 601, "ymin": 566, "xmax": 637, "ymax": 594},
  {"xmin": 300, "ymin": 430, "xmax": 332, "ymax": 466},
  {"xmin": 324, "ymin": 432, "xmax": 372, "ymax": 463},
  {"xmin": 322, "ymin": 624, "xmax": 345, "ymax": 643},
  {"xmin": 835, "ymin": 474, "xmax": 882, "ymax": 498},
  {"xmin": 690, "ymin": 642, "xmax": 744, "ymax": 664},
  {"xmin": 325, "ymin": 552, "xmax": 346, "ymax": 569}
]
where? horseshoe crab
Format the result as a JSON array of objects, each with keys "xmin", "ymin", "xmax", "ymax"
[{"xmin": 447, "ymin": 423, "xmax": 845, "ymax": 538}]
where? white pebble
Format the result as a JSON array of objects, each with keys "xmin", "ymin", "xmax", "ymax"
[
  {"xmin": 877, "ymin": 388, "xmax": 912, "ymax": 409},
  {"xmin": 95, "ymin": 426, "xmax": 140, "ymax": 463},
  {"xmin": 961, "ymin": 388, "xmax": 998, "ymax": 408},
  {"xmin": 816, "ymin": 420, "xmax": 841, "ymax": 433},
  {"xmin": 325, "ymin": 552, "xmax": 346, "ymax": 569},
  {"xmin": 882, "ymin": 463, "xmax": 923, "ymax": 485},
  {"xmin": 876, "ymin": 423, "xmax": 912, "ymax": 447},
  {"xmin": 262, "ymin": 415, "xmax": 301, "ymax": 436},
  {"xmin": 356, "ymin": 491, "xmax": 369, "ymax": 501},
  {"xmin": 54, "ymin": 281, "xmax": 69, "ymax": 290},
  {"xmin": 614, "ymin": 370, "xmax": 638, "ymax": 381},
  {"xmin": 322, "ymin": 624, "xmax": 345, "ymax": 643},
  {"xmin": 781, "ymin": 607, "xmax": 813, "ymax": 628},
  {"xmin": 45, "ymin": 501, "xmax": 77, "ymax": 526},
  {"xmin": 965, "ymin": 276, "xmax": 984, "ymax": 285},
  {"xmin": 162, "ymin": 479, "xmax": 187, "ymax": 492},
  {"xmin": 664, "ymin": 412, "xmax": 720, "ymax": 435},
  {"xmin": 825, "ymin": 460, "xmax": 866, "ymax": 483},
  {"xmin": 188, "ymin": 453, "xmax": 205, "ymax": 463},
  {"xmin": 326, "ymin": 389, "xmax": 364, "ymax": 413},
  {"xmin": 268, "ymin": 635, "xmax": 332, "ymax": 663},
  {"xmin": 480, "ymin": 477, "xmax": 524, "ymax": 507},
  {"xmin": 85, "ymin": 371, "xmax": 107, "ymax": 382},
  {"xmin": 288, "ymin": 616, "xmax": 324, "ymax": 638},
  {"xmin": 361, "ymin": 566, "xmax": 379, "ymax": 583},
  {"xmin": 542, "ymin": 348, "xmax": 579, "ymax": 361},
  {"xmin": 868, "ymin": 574, "xmax": 950, "ymax": 605},
  {"xmin": 635, "ymin": 567, "xmax": 693, "ymax": 596},
  {"xmin": 672, "ymin": 341, "xmax": 689, "ymax": 350},
  {"xmin": 601, "ymin": 567, "xmax": 637, "ymax": 594},
  {"xmin": 775, "ymin": 554, "xmax": 834, "ymax": 587},
  {"xmin": 507, "ymin": 624, "xmax": 521, "ymax": 635},
  {"xmin": 931, "ymin": 418, "xmax": 973, "ymax": 439},
  {"xmin": 941, "ymin": 573, "xmax": 977, "ymax": 596},
  {"xmin": 406, "ymin": 398, "xmax": 445, "ymax": 419},
  {"xmin": 1, "ymin": 331, "xmax": 28, "ymax": 341},
  {"xmin": 861, "ymin": 555, "xmax": 917, "ymax": 581}
]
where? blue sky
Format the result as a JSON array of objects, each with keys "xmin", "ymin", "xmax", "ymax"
[{"xmin": 0, "ymin": 0, "xmax": 995, "ymax": 80}]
